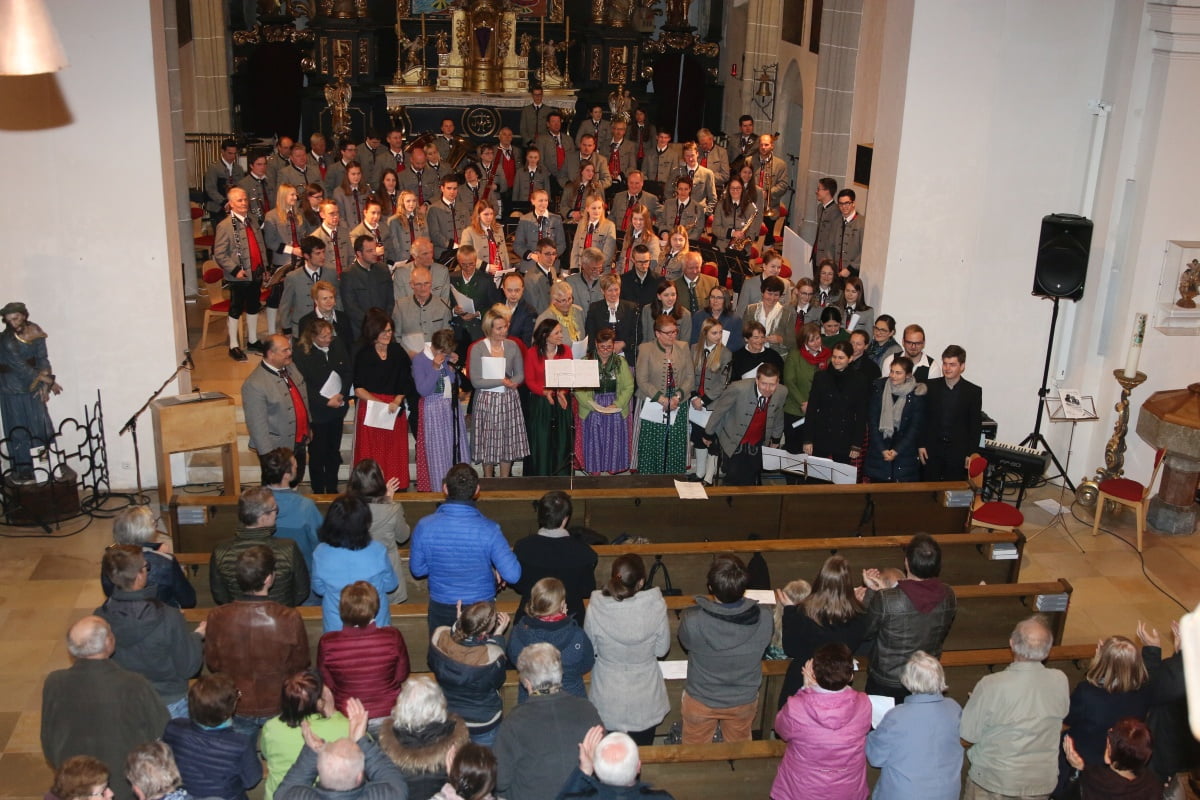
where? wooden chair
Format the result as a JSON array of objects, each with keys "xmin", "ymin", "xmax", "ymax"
[
  {"xmin": 1091, "ymin": 448, "xmax": 1166, "ymax": 552},
  {"xmin": 199, "ymin": 263, "xmax": 233, "ymax": 349},
  {"xmin": 966, "ymin": 454, "xmax": 1024, "ymax": 532}
]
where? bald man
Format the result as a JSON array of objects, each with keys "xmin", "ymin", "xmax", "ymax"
[
  {"xmin": 960, "ymin": 616, "xmax": 1068, "ymax": 799},
  {"xmin": 42, "ymin": 616, "xmax": 170, "ymax": 800},
  {"xmin": 276, "ymin": 698, "xmax": 409, "ymax": 799}
]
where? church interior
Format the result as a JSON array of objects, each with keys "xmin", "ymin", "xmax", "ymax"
[{"xmin": 0, "ymin": 0, "xmax": 1198, "ymax": 796}]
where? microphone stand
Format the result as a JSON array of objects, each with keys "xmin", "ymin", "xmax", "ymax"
[{"xmin": 119, "ymin": 353, "xmax": 195, "ymax": 505}]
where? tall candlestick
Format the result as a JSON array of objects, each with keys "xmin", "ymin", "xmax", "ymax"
[
  {"xmin": 421, "ymin": 13, "xmax": 426, "ymax": 42},
  {"xmin": 1123, "ymin": 312, "xmax": 1147, "ymax": 378},
  {"xmin": 565, "ymin": 17, "xmax": 569, "ymax": 43},
  {"xmin": 540, "ymin": 12, "xmax": 545, "ymax": 45}
]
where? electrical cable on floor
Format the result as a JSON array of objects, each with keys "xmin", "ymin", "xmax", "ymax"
[{"xmin": 1069, "ymin": 499, "xmax": 1191, "ymax": 613}]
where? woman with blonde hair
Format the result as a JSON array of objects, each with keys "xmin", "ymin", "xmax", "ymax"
[
  {"xmin": 460, "ymin": 200, "xmax": 510, "ymax": 277},
  {"xmin": 260, "ymin": 181, "xmax": 309, "ymax": 334},
  {"xmin": 778, "ymin": 555, "xmax": 869, "ymax": 708},
  {"xmin": 386, "ymin": 189, "xmax": 428, "ymax": 264},
  {"xmin": 689, "ymin": 316, "xmax": 731, "ymax": 484},
  {"xmin": 468, "ymin": 305, "xmax": 529, "ymax": 478},
  {"xmin": 1055, "ymin": 634, "xmax": 1152, "ymax": 794},
  {"xmin": 570, "ymin": 194, "xmax": 617, "ymax": 272},
  {"xmin": 617, "ymin": 203, "xmax": 661, "ymax": 273},
  {"xmin": 506, "ymin": 577, "xmax": 595, "ymax": 702},
  {"xmin": 659, "ymin": 225, "xmax": 691, "ymax": 282}
]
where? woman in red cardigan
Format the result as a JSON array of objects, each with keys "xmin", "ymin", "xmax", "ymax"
[{"xmin": 317, "ymin": 581, "xmax": 410, "ymax": 727}]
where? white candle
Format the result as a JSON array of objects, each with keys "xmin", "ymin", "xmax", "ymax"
[{"xmin": 1123, "ymin": 312, "xmax": 1147, "ymax": 378}]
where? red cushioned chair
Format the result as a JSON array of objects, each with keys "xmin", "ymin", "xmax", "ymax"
[
  {"xmin": 192, "ymin": 205, "xmax": 215, "ymax": 261},
  {"xmin": 701, "ymin": 261, "xmax": 719, "ymax": 279},
  {"xmin": 1091, "ymin": 448, "xmax": 1165, "ymax": 552},
  {"xmin": 199, "ymin": 263, "xmax": 233, "ymax": 349},
  {"xmin": 965, "ymin": 454, "xmax": 1024, "ymax": 532}
]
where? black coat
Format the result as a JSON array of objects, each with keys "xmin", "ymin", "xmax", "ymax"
[
  {"xmin": 291, "ymin": 337, "xmax": 353, "ymax": 425},
  {"xmin": 802, "ymin": 366, "xmax": 870, "ymax": 462},
  {"xmin": 865, "ymin": 378, "xmax": 927, "ymax": 483},
  {"xmin": 585, "ymin": 299, "xmax": 641, "ymax": 364},
  {"xmin": 1144, "ymin": 645, "xmax": 1200, "ymax": 780}
]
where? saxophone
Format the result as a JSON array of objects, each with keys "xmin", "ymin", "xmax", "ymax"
[{"xmin": 728, "ymin": 202, "xmax": 758, "ymax": 253}]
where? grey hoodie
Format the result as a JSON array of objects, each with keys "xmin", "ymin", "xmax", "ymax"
[{"xmin": 678, "ymin": 595, "xmax": 773, "ymax": 707}]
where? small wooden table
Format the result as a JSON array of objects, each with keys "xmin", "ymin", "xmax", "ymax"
[{"xmin": 151, "ymin": 392, "xmax": 239, "ymax": 544}]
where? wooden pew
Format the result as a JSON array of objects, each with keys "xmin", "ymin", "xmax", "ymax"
[
  {"xmin": 636, "ymin": 643, "xmax": 1096, "ymax": 798},
  {"xmin": 181, "ymin": 578, "xmax": 1073, "ymax": 676},
  {"xmin": 169, "ymin": 481, "xmax": 972, "ymax": 554},
  {"xmin": 172, "ymin": 529, "xmax": 1026, "ymax": 608}
]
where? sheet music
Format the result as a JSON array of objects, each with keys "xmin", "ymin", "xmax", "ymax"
[
  {"xmin": 480, "ymin": 356, "xmax": 507, "ymax": 380},
  {"xmin": 450, "ymin": 287, "xmax": 475, "ymax": 316},
  {"xmin": 658, "ymin": 661, "xmax": 688, "ymax": 680},
  {"xmin": 319, "ymin": 371, "xmax": 342, "ymax": 399},
  {"xmin": 721, "ymin": 329, "xmax": 731, "ymax": 345},
  {"xmin": 688, "ymin": 405, "xmax": 712, "ymax": 427},
  {"xmin": 571, "ymin": 336, "xmax": 589, "ymax": 360},
  {"xmin": 545, "ymin": 359, "xmax": 600, "ymax": 388},
  {"xmin": 782, "ymin": 225, "xmax": 812, "ymax": 268},
  {"xmin": 674, "ymin": 479, "xmax": 708, "ymax": 500},
  {"xmin": 744, "ymin": 589, "xmax": 777, "ymax": 605},
  {"xmin": 639, "ymin": 397, "xmax": 678, "ymax": 425},
  {"xmin": 741, "ymin": 365, "xmax": 761, "ymax": 380},
  {"xmin": 400, "ymin": 332, "xmax": 425, "ymax": 354},
  {"xmin": 363, "ymin": 399, "xmax": 399, "ymax": 430},
  {"xmin": 869, "ymin": 695, "xmax": 896, "ymax": 729},
  {"xmin": 761, "ymin": 447, "xmax": 858, "ymax": 484}
]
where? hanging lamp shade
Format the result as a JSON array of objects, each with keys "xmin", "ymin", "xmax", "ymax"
[{"xmin": 0, "ymin": 0, "xmax": 69, "ymax": 76}]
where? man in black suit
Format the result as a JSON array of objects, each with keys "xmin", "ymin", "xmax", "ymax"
[
  {"xmin": 919, "ymin": 345, "xmax": 983, "ymax": 481},
  {"xmin": 499, "ymin": 272, "xmax": 537, "ymax": 347}
]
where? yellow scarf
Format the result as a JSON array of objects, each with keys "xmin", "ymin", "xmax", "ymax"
[{"xmin": 551, "ymin": 306, "xmax": 581, "ymax": 342}]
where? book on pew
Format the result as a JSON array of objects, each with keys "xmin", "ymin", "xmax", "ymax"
[
  {"xmin": 988, "ymin": 543, "xmax": 1019, "ymax": 560},
  {"xmin": 1035, "ymin": 593, "xmax": 1069, "ymax": 612}
]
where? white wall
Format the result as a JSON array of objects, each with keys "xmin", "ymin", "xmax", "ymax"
[
  {"xmin": 0, "ymin": 0, "xmax": 185, "ymax": 492},
  {"xmin": 868, "ymin": 0, "xmax": 1184, "ymax": 480}
]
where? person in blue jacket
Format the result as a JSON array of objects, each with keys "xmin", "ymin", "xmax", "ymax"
[{"xmin": 410, "ymin": 463, "xmax": 522, "ymax": 634}]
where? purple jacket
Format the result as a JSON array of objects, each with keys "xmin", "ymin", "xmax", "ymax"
[{"xmin": 772, "ymin": 686, "xmax": 872, "ymax": 800}]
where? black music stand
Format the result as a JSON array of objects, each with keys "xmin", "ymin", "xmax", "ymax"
[{"xmin": 1027, "ymin": 393, "xmax": 1098, "ymax": 547}]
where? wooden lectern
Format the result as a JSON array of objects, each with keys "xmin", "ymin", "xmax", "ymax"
[{"xmin": 151, "ymin": 392, "xmax": 239, "ymax": 543}]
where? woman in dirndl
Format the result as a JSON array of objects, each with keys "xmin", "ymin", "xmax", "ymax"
[
  {"xmin": 635, "ymin": 313, "xmax": 695, "ymax": 474},
  {"xmin": 524, "ymin": 318, "xmax": 575, "ymax": 476},
  {"xmin": 412, "ymin": 327, "xmax": 469, "ymax": 491},
  {"xmin": 468, "ymin": 305, "xmax": 529, "ymax": 478},
  {"xmin": 575, "ymin": 328, "xmax": 634, "ymax": 475},
  {"xmin": 352, "ymin": 309, "xmax": 415, "ymax": 488}
]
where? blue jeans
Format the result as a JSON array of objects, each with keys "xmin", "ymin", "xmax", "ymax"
[
  {"xmin": 232, "ymin": 714, "xmax": 272, "ymax": 741},
  {"xmin": 469, "ymin": 726, "xmax": 498, "ymax": 747}
]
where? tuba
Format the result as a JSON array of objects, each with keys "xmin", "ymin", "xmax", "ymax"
[{"xmin": 406, "ymin": 132, "xmax": 475, "ymax": 172}]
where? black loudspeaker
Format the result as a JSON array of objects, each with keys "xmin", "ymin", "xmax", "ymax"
[{"xmin": 1033, "ymin": 213, "xmax": 1092, "ymax": 301}]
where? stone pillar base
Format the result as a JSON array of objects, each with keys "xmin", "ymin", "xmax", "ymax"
[{"xmin": 1148, "ymin": 497, "xmax": 1197, "ymax": 536}]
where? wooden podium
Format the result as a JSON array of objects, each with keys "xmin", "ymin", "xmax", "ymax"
[{"xmin": 151, "ymin": 392, "xmax": 239, "ymax": 542}]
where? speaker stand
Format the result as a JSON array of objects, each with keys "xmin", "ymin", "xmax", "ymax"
[{"xmin": 1019, "ymin": 296, "xmax": 1075, "ymax": 494}]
